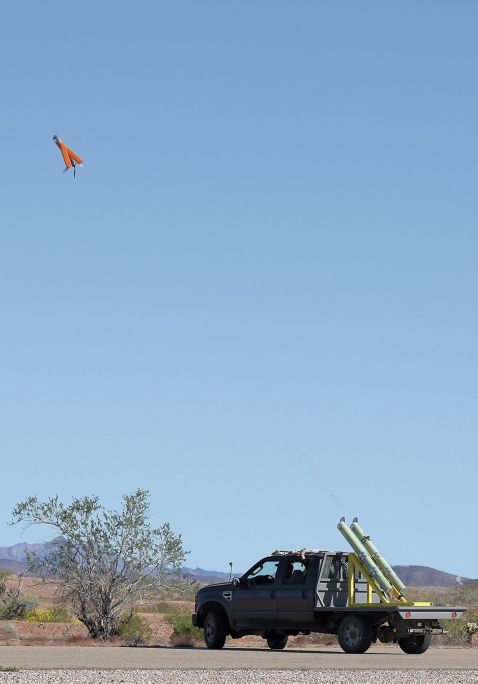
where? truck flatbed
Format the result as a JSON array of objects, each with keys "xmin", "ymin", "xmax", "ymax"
[{"xmin": 314, "ymin": 604, "xmax": 464, "ymax": 620}]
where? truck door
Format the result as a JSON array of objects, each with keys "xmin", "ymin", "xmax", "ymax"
[
  {"xmin": 233, "ymin": 558, "xmax": 279, "ymax": 628},
  {"xmin": 275, "ymin": 556, "xmax": 316, "ymax": 627}
]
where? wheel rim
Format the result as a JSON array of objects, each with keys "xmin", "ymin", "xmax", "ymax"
[
  {"xmin": 205, "ymin": 618, "xmax": 215, "ymax": 642},
  {"xmin": 343, "ymin": 621, "xmax": 361, "ymax": 647}
]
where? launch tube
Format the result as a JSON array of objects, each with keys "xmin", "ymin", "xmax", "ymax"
[
  {"xmin": 337, "ymin": 518, "xmax": 395, "ymax": 598},
  {"xmin": 350, "ymin": 518, "xmax": 406, "ymax": 595}
]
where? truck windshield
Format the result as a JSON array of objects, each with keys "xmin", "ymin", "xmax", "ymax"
[{"xmin": 245, "ymin": 560, "xmax": 279, "ymax": 585}]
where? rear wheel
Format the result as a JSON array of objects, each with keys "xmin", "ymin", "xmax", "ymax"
[
  {"xmin": 398, "ymin": 633, "xmax": 432, "ymax": 654},
  {"xmin": 203, "ymin": 610, "xmax": 228, "ymax": 649},
  {"xmin": 338, "ymin": 615, "xmax": 373, "ymax": 654},
  {"xmin": 266, "ymin": 633, "xmax": 288, "ymax": 650}
]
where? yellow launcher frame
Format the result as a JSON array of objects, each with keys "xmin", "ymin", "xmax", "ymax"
[{"xmin": 348, "ymin": 553, "xmax": 432, "ymax": 607}]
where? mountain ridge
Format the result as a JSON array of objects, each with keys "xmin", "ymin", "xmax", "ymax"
[{"xmin": 0, "ymin": 541, "xmax": 473, "ymax": 588}]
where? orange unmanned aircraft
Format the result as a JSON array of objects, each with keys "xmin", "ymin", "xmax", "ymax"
[{"xmin": 53, "ymin": 135, "xmax": 83, "ymax": 177}]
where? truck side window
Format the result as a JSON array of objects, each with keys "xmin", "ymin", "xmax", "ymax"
[
  {"xmin": 283, "ymin": 560, "xmax": 307, "ymax": 584},
  {"xmin": 244, "ymin": 560, "xmax": 279, "ymax": 587}
]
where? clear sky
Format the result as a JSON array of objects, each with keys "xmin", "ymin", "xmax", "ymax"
[{"xmin": 1, "ymin": 1, "xmax": 477, "ymax": 578}]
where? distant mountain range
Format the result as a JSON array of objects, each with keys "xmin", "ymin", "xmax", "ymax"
[
  {"xmin": 392, "ymin": 565, "xmax": 473, "ymax": 588},
  {"xmin": 0, "ymin": 541, "xmax": 58, "ymax": 564},
  {"xmin": 0, "ymin": 541, "xmax": 473, "ymax": 588}
]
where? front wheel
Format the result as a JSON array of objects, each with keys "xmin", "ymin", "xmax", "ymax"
[
  {"xmin": 398, "ymin": 634, "xmax": 432, "ymax": 654},
  {"xmin": 338, "ymin": 615, "xmax": 373, "ymax": 654},
  {"xmin": 203, "ymin": 610, "xmax": 228, "ymax": 649},
  {"xmin": 266, "ymin": 633, "xmax": 288, "ymax": 650}
]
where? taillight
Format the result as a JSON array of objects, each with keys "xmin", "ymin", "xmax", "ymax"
[
  {"xmin": 452, "ymin": 611, "xmax": 457, "ymax": 620},
  {"xmin": 405, "ymin": 611, "xmax": 411, "ymax": 619}
]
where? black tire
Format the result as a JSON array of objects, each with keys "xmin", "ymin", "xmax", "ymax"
[
  {"xmin": 338, "ymin": 615, "xmax": 373, "ymax": 654},
  {"xmin": 203, "ymin": 610, "xmax": 228, "ymax": 649},
  {"xmin": 398, "ymin": 633, "xmax": 432, "ymax": 654},
  {"xmin": 266, "ymin": 633, "xmax": 288, "ymax": 650}
]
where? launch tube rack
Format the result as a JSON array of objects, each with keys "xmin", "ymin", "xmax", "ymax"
[{"xmin": 338, "ymin": 517, "xmax": 433, "ymax": 608}]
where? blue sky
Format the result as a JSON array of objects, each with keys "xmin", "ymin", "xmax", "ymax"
[{"xmin": 1, "ymin": 1, "xmax": 477, "ymax": 578}]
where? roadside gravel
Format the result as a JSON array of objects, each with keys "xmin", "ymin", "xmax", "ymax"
[{"xmin": 0, "ymin": 671, "xmax": 477, "ymax": 683}]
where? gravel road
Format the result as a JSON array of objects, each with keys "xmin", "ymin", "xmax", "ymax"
[
  {"xmin": 0, "ymin": 645, "xmax": 478, "ymax": 677},
  {"xmin": 0, "ymin": 670, "xmax": 477, "ymax": 683}
]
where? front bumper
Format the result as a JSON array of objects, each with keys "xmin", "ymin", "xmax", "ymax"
[{"xmin": 192, "ymin": 613, "xmax": 199, "ymax": 627}]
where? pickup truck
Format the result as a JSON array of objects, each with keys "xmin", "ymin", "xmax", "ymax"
[{"xmin": 192, "ymin": 549, "xmax": 465, "ymax": 653}]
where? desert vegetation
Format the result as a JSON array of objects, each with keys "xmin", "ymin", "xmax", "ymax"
[
  {"xmin": 116, "ymin": 613, "xmax": 153, "ymax": 646},
  {"xmin": 0, "ymin": 567, "xmax": 198, "ymax": 647},
  {"xmin": 10, "ymin": 489, "xmax": 187, "ymax": 639},
  {"xmin": 21, "ymin": 607, "xmax": 77, "ymax": 623},
  {"xmin": 404, "ymin": 584, "xmax": 478, "ymax": 645},
  {"xmin": 1, "ymin": 575, "xmax": 478, "ymax": 647},
  {"xmin": 0, "ymin": 571, "xmax": 37, "ymax": 620},
  {"xmin": 164, "ymin": 606, "xmax": 202, "ymax": 646}
]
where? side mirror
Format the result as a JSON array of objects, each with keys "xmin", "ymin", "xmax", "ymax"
[{"xmin": 232, "ymin": 577, "xmax": 240, "ymax": 587}]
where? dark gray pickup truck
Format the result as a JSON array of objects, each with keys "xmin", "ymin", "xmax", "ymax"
[{"xmin": 192, "ymin": 550, "xmax": 465, "ymax": 653}]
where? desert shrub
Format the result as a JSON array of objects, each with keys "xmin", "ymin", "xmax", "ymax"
[
  {"xmin": 0, "ymin": 666, "xmax": 18, "ymax": 672},
  {"xmin": 440, "ymin": 618, "xmax": 468, "ymax": 645},
  {"xmin": 165, "ymin": 607, "xmax": 202, "ymax": 646},
  {"xmin": 152, "ymin": 601, "xmax": 175, "ymax": 613},
  {"xmin": 439, "ymin": 610, "xmax": 478, "ymax": 646},
  {"xmin": 0, "ymin": 574, "xmax": 38, "ymax": 621},
  {"xmin": 0, "ymin": 595, "xmax": 38, "ymax": 620},
  {"xmin": 117, "ymin": 613, "xmax": 153, "ymax": 646},
  {"xmin": 21, "ymin": 607, "xmax": 76, "ymax": 623},
  {"xmin": 0, "ymin": 623, "xmax": 18, "ymax": 637},
  {"xmin": 465, "ymin": 620, "xmax": 478, "ymax": 642},
  {"xmin": 133, "ymin": 601, "xmax": 175, "ymax": 614},
  {"xmin": 11, "ymin": 490, "xmax": 187, "ymax": 639},
  {"xmin": 153, "ymin": 580, "xmax": 199, "ymax": 602}
]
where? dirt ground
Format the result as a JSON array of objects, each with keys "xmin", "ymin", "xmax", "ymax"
[
  {"xmin": 4, "ymin": 576, "xmax": 59, "ymax": 608},
  {"xmin": 1, "ymin": 576, "xmax": 302, "ymax": 648},
  {"xmin": 1, "ymin": 575, "xmax": 476, "ymax": 649},
  {"xmin": 0, "ymin": 615, "xmax": 339, "ymax": 649}
]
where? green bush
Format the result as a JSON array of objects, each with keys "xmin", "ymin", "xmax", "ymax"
[
  {"xmin": 0, "ymin": 570, "xmax": 39, "ymax": 620},
  {"xmin": 117, "ymin": 613, "xmax": 153, "ymax": 646},
  {"xmin": 21, "ymin": 607, "xmax": 76, "ymax": 623},
  {"xmin": 0, "ymin": 596, "xmax": 38, "ymax": 621},
  {"xmin": 439, "ymin": 610, "xmax": 478, "ymax": 646},
  {"xmin": 440, "ymin": 618, "xmax": 467, "ymax": 645},
  {"xmin": 164, "ymin": 607, "xmax": 202, "ymax": 646}
]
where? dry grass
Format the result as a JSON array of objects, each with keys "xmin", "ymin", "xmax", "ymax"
[
  {"xmin": 405, "ymin": 582, "xmax": 478, "ymax": 607},
  {"xmin": 4, "ymin": 575, "xmax": 60, "ymax": 608},
  {"xmin": 0, "ymin": 575, "xmax": 192, "ymax": 646}
]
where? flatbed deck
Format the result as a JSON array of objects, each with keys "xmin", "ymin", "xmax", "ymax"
[{"xmin": 314, "ymin": 605, "xmax": 465, "ymax": 620}]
